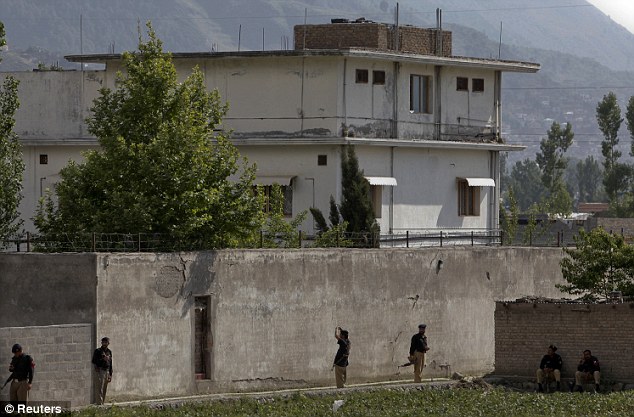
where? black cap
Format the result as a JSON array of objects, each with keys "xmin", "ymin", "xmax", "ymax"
[
  {"xmin": 549, "ymin": 344, "xmax": 557, "ymax": 352},
  {"xmin": 11, "ymin": 344, "xmax": 22, "ymax": 353},
  {"xmin": 101, "ymin": 337, "xmax": 110, "ymax": 343},
  {"xmin": 340, "ymin": 330, "xmax": 349, "ymax": 338},
  {"xmin": 418, "ymin": 324, "xmax": 427, "ymax": 329}
]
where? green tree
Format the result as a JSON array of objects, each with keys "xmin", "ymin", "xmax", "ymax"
[
  {"xmin": 0, "ymin": 22, "xmax": 24, "ymax": 247},
  {"xmin": 575, "ymin": 156, "xmax": 604, "ymax": 203},
  {"xmin": 536, "ymin": 121, "xmax": 574, "ymax": 192},
  {"xmin": 253, "ymin": 184, "xmax": 307, "ymax": 248},
  {"xmin": 339, "ymin": 145, "xmax": 379, "ymax": 246},
  {"xmin": 35, "ymin": 23, "xmax": 261, "ymax": 249},
  {"xmin": 596, "ymin": 92, "xmax": 627, "ymax": 204},
  {"xmin": 626, "ymin": 95, "xmax": 634, "ymax": 156},
  {"xmin": 500, "ymin": 186, "xmax": 519, "ymax": 245},
  {"xmin": 558, "ymin": 228, "xmax": 634, "ymax": 299},
  {"xmin": 508, "ymin": 158, "xmax": 545, "ymax": 211}
]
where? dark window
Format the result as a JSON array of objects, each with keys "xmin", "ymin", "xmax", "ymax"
[
  {"xmin": 355, "ymin": 69, "xmax": 369, "ymax": 83},
  {"xmin": 409, "ymin": 74, "xmax": 432, "ymax": 114},
  {"xmin": 318, "ymin": 155, "xmax": 327, "ymax": 166},
  {"xmin": 373, "ymin": 70, "xmax": 385, "ymax": 85},
  {"xmin": 472, "ymin": 78, "xmax": 485, "ymax": 92},
  {"xmin": 254, "ymin": 185, "xmax": 293, "ymax": 216},
  {"xmin": 458, "ymin": 179, "xmax": 480, "ymax": 216},
  {"xmin": 456, "ymin": 77, "xmax": 468, "ymax": 91},
  {"xmin": 39, "ymin": 154, "xmax": 48, "ymax": 164},
  {"xmin": 370, "ymin": 185, "xmax": 382, "ymax": 218},
  {"xmin": 194, "ymin": 296, "xmax": 210, "ymax": 379}
]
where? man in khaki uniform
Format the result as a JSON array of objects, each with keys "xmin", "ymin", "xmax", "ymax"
[
  {"xmin": 91, "ymin": 337, "xmax": 113, "ymax": 404},
  {"xmin": 9, "ymin": 344, "xmax": 34, "ymax": 403},
  {"xmin": 333, "ymin": 327, "xmax": 350, "ymax": 388},
  {"xmin": 409, "ymin": 324, "xmax": 429, "ymax": 383}
]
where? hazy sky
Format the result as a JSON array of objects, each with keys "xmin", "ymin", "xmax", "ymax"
[{"xmin": 587, "ymin": 0, "xmax": 634, "ymax": 34}]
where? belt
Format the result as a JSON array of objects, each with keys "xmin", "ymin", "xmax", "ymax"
[{"xmin": 13, "ymin": 379, "xmax": 27, "ymax": 382}]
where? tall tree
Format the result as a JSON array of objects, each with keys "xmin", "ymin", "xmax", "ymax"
[
  {"xmin": 596, "ymin": 92, "xmax": 627, "ymax": 203},
  {"xmin": 35, "ymin": 23, "xmax": 261, "ymax": 249},
  {"xmin": 575, "ymin": 156, "xmax": 603, "ymax": 203},
  {"xmin": 536, "ymin": 121, "xmax": 574, "ymax": 192},
  {"xmin": 339, "ymin": 145, "xmax": 379, "ymax": 246},
  {"xmin": 626, "ymin": 95, "xmax": 634, "ymax": 157},
  {"xmin": 0, "ymin": 22, "xmax": 24, "ymax": 247},
  {"xmin": 535, "ymin": 121, "xmax": 574, "ymax": 215},
  {"xmin": 508, "ymin": 158, "xmax": 545, "ymax": 211}
]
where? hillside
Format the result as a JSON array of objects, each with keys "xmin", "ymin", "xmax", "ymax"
[{"xmin": 1, "ymin": 0, "xmax": 634, "ymax": 164}]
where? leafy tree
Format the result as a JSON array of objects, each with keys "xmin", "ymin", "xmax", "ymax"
[
  {"xmin": 253, "ymin": 184, "xmax": 307, "ymax": 248},
  {"xmin": 575, "ymin": 156, "xmax": 604, "ymax": 203},
  {"xmin": 0, "ymin": 22, "xmax": 24, "ymax": 247},
  {"xmin": 35, "ymin": 23, "xmax": 261, "ymax": 249},
  {"xmin": 558, "ymin": 228, "xmax": 634, "ymax": 299},
  {"xmin": 339, "ymin": 145, "xmax": 379, "ymax": 246},
  {"xmin": 596, "ymin": 92, "xmax": 626, "ymax": 203},
  {"xmin": 626, "ymin": 95, "xmax": 634, "ymax": 156},
  {"xmin": 309, "ymin": 196, "xmax": 351, "ymax": 247},
  {"xmin": 508, "ymin": 158, "xmax": 545, "ymax": 211},
  {"xmin": 536, "ymin": 121, "xmax": 573, "ymax": 192},
  {"xmin": 500, "ymin": 186, "xmax": 519, "ymax": 245}
]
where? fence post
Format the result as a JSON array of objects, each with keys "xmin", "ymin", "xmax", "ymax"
[
  {"xmin": 557, "ymin": 231, "xmax": 561, "ymax": 247},
  {"xmin": 138, "ymin": 233, "xmax": 142, "ymax": 252},
  {"xmin": 471, "ymin": 230, "xmax": 474, "ymax": 246},
  {"xmin": 406, "ymin": 231, "xmax": 409, "ymax": 248},
  {"xmin": 27, "ymin": 232, "xmax": 31, "ymax": 252},
  {"xmin": 500, "ymin": 230, "xmax": 504, "ymax": 246},
  {"xmin": 336, "ymin": 232, "xmax": 339, "ymax": 247},
  {"xmin": 529, "ymin": 230, "xmax": 533, "ymax": 247},
  {"xmin": 260, "ymin": 230, "xmax": 264, "ymax": 248},
  {"xmin": 298, "ymin": 230, "xmax": 302, "ymax": 248},
  {"xmin": 440, "ymin": 231, "xmax": 443, "ymax": 247},
  {"xmin": 92, "ymin": 232, "xmax": 96, "ymax": 252}
]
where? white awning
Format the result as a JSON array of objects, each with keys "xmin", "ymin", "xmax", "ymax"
[
  {"xmin": 253, "ymin": 176, "xmax": 295, "ymax": 185},
  {"xmin": 465, "ymin": 177, "xmax": 495, "ymax": 187},
  {"xmin": 365, "ymin": 176, "xmax": 398, "ymax": 186}
]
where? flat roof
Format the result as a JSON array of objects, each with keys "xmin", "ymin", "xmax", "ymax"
[{"xmin": 65, "ymin": 49, "xmax": 540, "ymax": 73}]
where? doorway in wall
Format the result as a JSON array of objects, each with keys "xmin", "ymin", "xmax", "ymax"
[{"xmin": 194, "ymin": 296, "xmax": 211, "ymax": 379}]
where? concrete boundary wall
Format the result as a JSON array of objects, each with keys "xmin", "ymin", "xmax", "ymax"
[
  {"xmin": 93, "ymin": 247, "xmax": 567, "ymax": 399},
  {"xmin": 494, "ymin": 302, "xmax": 634, "ymax": 382},
  {"xmin": 0, "ymin": 324, "xmax": 93, "ymax": 406}
]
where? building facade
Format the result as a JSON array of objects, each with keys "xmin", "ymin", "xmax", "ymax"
[{"xmin": 7, "ymin": 21, "xmax": 539, "ymax": 236}]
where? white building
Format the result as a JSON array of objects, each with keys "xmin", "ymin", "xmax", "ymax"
[{"xmin": 7, "ymin": 21, "xmax": 539, "ymax": 240}]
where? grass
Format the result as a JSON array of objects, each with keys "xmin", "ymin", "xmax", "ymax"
[{"xmin": 68, "ymin": 386, "xmax": 634, "ymax": 417}]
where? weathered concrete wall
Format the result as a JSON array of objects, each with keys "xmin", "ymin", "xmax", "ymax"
[
  {"xmin": 494, "ymin": 302, "xmax": 634, "ymax": 382},
  {"xmin": 92, "ymin": 247, "xmax": 566, "ymax": 399},
  {"xmin": 0, "ymin": 253, "xmax": 97, "ymax": 327},
  {"xmin": 0, "ymin": 324, "xmax": 93, "ymax": 406}
]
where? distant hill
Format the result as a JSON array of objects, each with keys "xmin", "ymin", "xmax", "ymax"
[{"xmin": 2, "ymin": 0, "xmax": 634, "ymax": 164}]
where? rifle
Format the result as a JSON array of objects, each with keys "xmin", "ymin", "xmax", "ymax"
[{"xmin": 0, "ymin": 373, "xmax": 13, "ymax": 390}]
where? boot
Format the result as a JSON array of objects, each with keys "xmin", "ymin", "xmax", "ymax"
[
  {"xmin": 556, "ymin": 381, "xmax": 560, "ymax": 391},
  {"xmin": 537, "ymin": 383, "xmax": 543, "ymax": 392},
  {"xmin": 568, "ymin": 381, "xmax": 574, "ymax": 392},
  {"xmin": 595, "ymin": 384, "xmax": 600, "ymax": 393}
]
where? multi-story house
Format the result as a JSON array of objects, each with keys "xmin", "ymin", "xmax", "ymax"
[{"xmin": 8, "ymin": 20, "xmax": 539, "ymax": 239}]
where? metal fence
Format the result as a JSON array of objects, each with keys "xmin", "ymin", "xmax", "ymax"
[{"xmin": 0, "ymin": 227, "xmax": 593, "ymax": 253}]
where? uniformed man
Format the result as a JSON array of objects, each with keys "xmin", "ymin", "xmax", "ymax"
[
  {"xmin": 409, "ymin": 324, "xmax": 429, "ymax": 383},
  {"xmin": 9, "ymin": 343, "xmax": 34, "ymax": 404},
  {"xmin": 333, "ymin": 327, "xmax": 351, "ymax": 388},
  {"xmin": 91, "ymin": 337, "xmax": 113, "ymax": 405}
]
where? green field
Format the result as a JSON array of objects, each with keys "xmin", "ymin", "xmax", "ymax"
[{"xmin": 72, "ymin": 387, "xmax": 634, "ymax": 417}]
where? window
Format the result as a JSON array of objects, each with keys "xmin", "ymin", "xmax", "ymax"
[
  {"xmin": 317, "ymin": 155, "xmax": 327, "ymax": 166},
  {"xmin": 373, "ymin": 70, "xmax": 385, "ymax": 85},
  {"xmin": 370, "ymin": 185, "xmax": 382, "ymax": 218},
  {"xmin": 194, "ymin": 296, "xmax": 210, "ymax": 379},
  {"xmin": 39, "ymin": 154, "xmax": 48, "ymax": 164},
  {"xmin": 472, "ymin": 78, "xmax": 484, "ymax": 92},
  {"xmin": 456, "ymin": 77, "xmax": 468, "ymax": 91},
  {"xmin": 409, "ymin": 74, "xmax": 432, "ymax": 114},
  {"xmin": 355, "ymin": 69, "xmax": 369, "ymax": 83},
  {"xmin": 254, "ymin": 185, "xmax": 293, "ymax": 216},
  {"xmin": 458, "ymin": 179, "xmax": 480, "ymax": 216}
]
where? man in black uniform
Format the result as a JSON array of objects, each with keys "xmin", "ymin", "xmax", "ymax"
[
  {"xmin": 536, "ymin": 344, "xmax": 563, "ymax": 391},
  {"xmin": 91, "ymin": 337, "xmax": 113, "ymax": 405},
  {"xmin": 409, "ymin": 324, "xmax": 429, "ymax": 383},
  {"xmin": 572, "ymin": 349, "xmax": 600, "ymax": 392},
  {"xmin": 333, "ymin": 327, "xmax": 350, "ymax": 388},
  {"xmin": 9, "ymin": 343, "xmax": 34, "ymax": 404}
]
